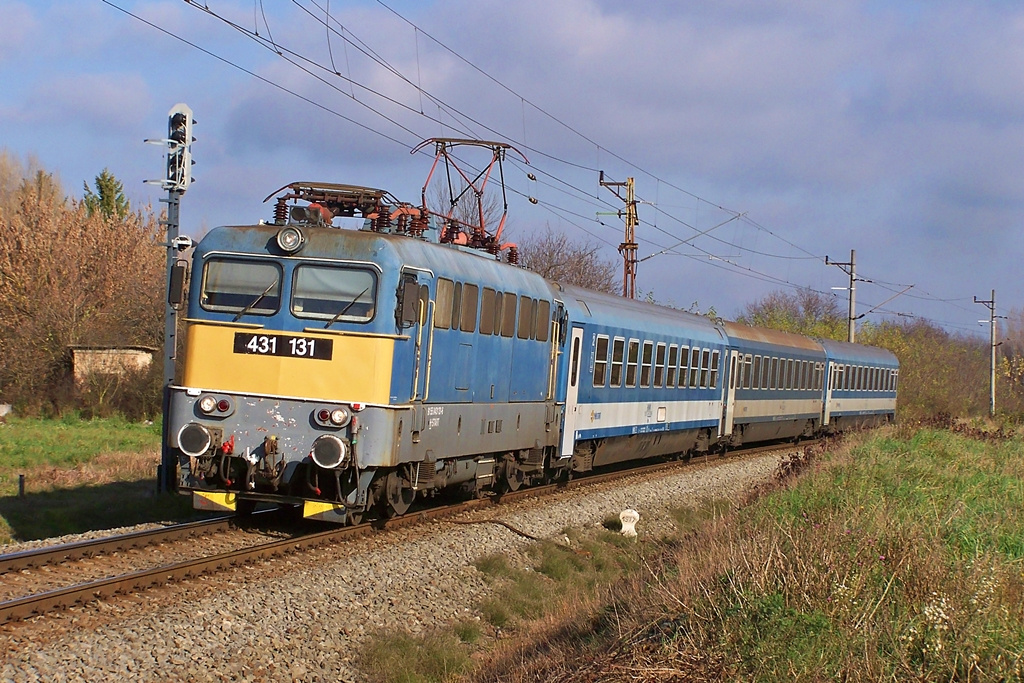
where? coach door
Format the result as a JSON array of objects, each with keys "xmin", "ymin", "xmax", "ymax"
[
  {"xmin": 560, "ymin": 327, "xmax": 585, "ymax": 458},
  {"xmin": 721, "ymin": 349, "xmax": 739, "ymax": 437},
  {"xmin": 823, "ymin": 362, "xmax": 835, "ymax": 426}
]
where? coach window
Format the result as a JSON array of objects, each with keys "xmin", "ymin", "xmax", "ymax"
[
  {"xmin": 480, "ymin": 288, "xmax": 496, "ymax": 335},
  {"xmin": 698, "ymin": 349, "xmax": 710, "ymax": 388},
  {"xmin": 740, "ymin": 354, "xmax": 751, "ymax": 389},
  {"xmin": 501, "ymin": 293, "xmax": 517, "ymax": 337},
  {"xmin": 536, "ymin": 300, "xmax": 551, "ymax": 342},
  {"xmin": 517, "ymin": 297, "xmax": 535, "ymax": 339},
  {"xmin": 710, "ymin": 350, "xmax": 721, "ymax": 389},
  {"xmin": 679, "ymin": 346, "xmax": 690, "ymax": 389},
  {"xmin": 752, "ymin": 355, "xmax": 762, "ymax": 389},
  {"xmin": 593, "ymin": 335, "xmax": 609, "ymax": 387},
  {"xmin": 201, "ymin": 258, "xmax": 282, "ymax": 316},
  {"xmin": 434, "ymin": 278, "xmax": 454, "ymax": 329},
  {"xmin": 460, "ymin": 284, "xmax": 478, "ymax": 332},
  {"xmin": 640, "ymin": 341, "xmax": 654, "ymax": 387},
  {"xmin": 667, "ymin": 345, "xmax": 678, "ymax": 387},
  {"xmin": 291, "ymin": 264, "xmax": 377, "ymax": 323},
  {"xmin": 626, "ymin": 340, "xmax": 640, "ymax": 387},
  {"xmin": 654, "ymin": 343, "xmax": 666, "ymax": 387},
  {"xmin": 688, "ymin": 347, "xmax": 700, "ymax": 388},
  {"xmin": 610, "ymin": 337, "xmax": 625, "ymax": 387}
]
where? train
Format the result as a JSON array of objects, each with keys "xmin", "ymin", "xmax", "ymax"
[{"xmin": 166, "ymin": 160, "xmax": 898, "ymax": 524}]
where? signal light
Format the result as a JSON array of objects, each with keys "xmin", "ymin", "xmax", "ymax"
[{"xmin": 166, "ymin": 103, "xmax": 195, "ymax": 193}]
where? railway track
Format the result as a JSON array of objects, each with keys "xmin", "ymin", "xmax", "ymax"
[{"xmin": 0, "ymin": 440, "xmax": 805, "ymax": 625}]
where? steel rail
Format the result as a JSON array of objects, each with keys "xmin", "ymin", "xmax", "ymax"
[
  {"xmin": 0, "ymin": 511, "xmax": 281, "ymax": 574},
  {"xmin": 0, "ymin": 440, "xmax": 808, "ymax": 624}
]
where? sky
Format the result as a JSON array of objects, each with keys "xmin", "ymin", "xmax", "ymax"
[{"xmin": 1, "ymin": 0, "xmax": 1022, "ymax": 337}]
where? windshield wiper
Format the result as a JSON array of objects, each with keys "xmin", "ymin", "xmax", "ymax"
[
  {"xmin": 232, "ymin": 280, "xmax": 278, "ymax": 322},
  {"xmin": 324, "ymin": 287, "xmax": 370, "ymax": 329}
]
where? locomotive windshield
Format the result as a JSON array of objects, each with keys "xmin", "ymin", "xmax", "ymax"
[
  {"xmin": 291, "ymin": 264, "xmax": 377, "ymax": 324},
  {"xmin": 201, "ymin": 258, "xmax": 281, "ymax": 316}
]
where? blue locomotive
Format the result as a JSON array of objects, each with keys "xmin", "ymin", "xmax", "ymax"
[{"xmin": 166, "ymin": 177, "xmax": 897, "ymax": 523}]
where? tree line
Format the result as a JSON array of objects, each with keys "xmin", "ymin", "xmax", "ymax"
[
  {"xmin": 0, "ymin": 152, "xmax": 165, "ymax": 417},
  {"xmin": 1, "ymin": 151, "xmax": 1018, "ymax": 421}
]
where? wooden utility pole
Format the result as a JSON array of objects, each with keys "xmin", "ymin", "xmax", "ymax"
[
  {"xmin": 599, "ymin": 172, "xmax": 638, "ymax": 299},
  {"xmin": 974, "ymin": 289, "xmax": 1000, "ymax": 417},
  {"xmin": 826, "ymin": 249, "xmax": 857, "ymax": 343}
]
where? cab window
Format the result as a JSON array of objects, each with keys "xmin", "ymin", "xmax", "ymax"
[
  {"xmin": 201, "ymin": 258, "xmax": 281, "ymax": 316},
  {"xmin": 291, "ymin": 264, "xmax": 376, "ymax": 323}
]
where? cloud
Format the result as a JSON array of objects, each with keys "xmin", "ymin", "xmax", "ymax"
[
  {"xmin": 19, "ymin": 72, "xmax": 152, "ymax": 131},
  {"xmin": 0, "ymin": 1, "xmax": 38, "ymax": 61}
]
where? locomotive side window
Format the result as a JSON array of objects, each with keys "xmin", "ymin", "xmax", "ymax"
[
  {"xmin": 666, "ymin": 345, "xmax": 678, "ymax": 387},
  {"xmin": 610, "ymin": 337, "xmax": 625, "ymax": 387},
  {"xmin": 640, "ymin": 341, "xmax": 654, "ymax": 387},
  {"xmin": 517, "ymin": 297, "xmax": 534, "ymax": 339},
  {"xmin": 593, "ymin": 335, "xmax": 609, "ymax": 386},
  {"xmin": 710, "ymin": 350, "xmax": 720, "ymax": 389},
  {"xmin": 626, "ymin": 340, "xmax": 640, "ymax": 387},
  {"xmin": 688, "ymin": 347, "xmax": 700, "ymax": 388},
  {"xmin": 501, "ymin": 292, "xmax": 517, "ymax": 337},
  {"xmin": 654, "ymin": 343, "xmax": 666, "ymax": 387},
  {"xmin": 480, "ymin": 288, "xmax": 496, "ymax": 335},
  {"xmin": 536, "ymin": 300, "xmax": 551, "ymax": 342},
  {"xmin": 201, "ymin": 258, "xmax": 281, "ymax": 316},
  {"xmin": 451, "ymin": 282, "xmax": 463, "ymax": 329},
  {"xmin": 434, "ymin": 278, "xmax": 454, "ymax": 329},
  {"xmin": 460, "ymin": 283, "xmax": 478, "ymax": 332},
  {"xmin": 291, "ymin": 264, "xmax": 376, "ymax": 323}
]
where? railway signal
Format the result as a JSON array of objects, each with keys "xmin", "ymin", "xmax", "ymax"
[
  {"xmin": 166, "ymin": 105, "xmax": 195, "ymax": 193},
  {"xmin": 146, "ymin": 103, "xmax": 196, "ymax": 493}
]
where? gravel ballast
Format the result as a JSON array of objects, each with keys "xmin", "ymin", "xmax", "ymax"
[{"xmin": 0, "ymin": 452, "xmax": 782, "ymax": 682}]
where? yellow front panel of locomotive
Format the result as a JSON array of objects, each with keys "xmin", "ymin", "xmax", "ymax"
[{"xmin": 181, "ymin": 322, "xmax": 395, "ymax": 404}]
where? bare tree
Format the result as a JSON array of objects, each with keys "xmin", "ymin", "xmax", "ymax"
[
  {"xmin": 0, "ymin": 164, "xmax": 164, "ymax": 413},
  {"xmin": 517, "ymin": 225, "xmax": 620, "ymax": 295}
]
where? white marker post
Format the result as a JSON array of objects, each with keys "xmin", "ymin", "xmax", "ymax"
[{"xmin": 619, "ymin": 509, "xmax": 640, "ymax": 538}]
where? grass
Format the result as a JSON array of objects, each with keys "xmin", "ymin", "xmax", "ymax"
[
  {"xmin": 363, "ymin": 426, "xmax": 1024, "ymax": 682},
  {"xmin": 0, "ymin": 415, "xmax": 199, "ymax": 543}
]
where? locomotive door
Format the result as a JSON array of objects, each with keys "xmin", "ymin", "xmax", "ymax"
[
  {"xmin": 721, "ymin": 349, "xmax": 739, "ymax": 437},
  {"xmin": 560, "ymin": 327, "xmax": 585, "ymax": 458},
  {"xmin": 402, "ymin": 269, "xmax": 433, "ymax": 402}
]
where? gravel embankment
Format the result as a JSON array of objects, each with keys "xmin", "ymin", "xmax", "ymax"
[{"xmin": 0, "ymin": 452, "xmax": 782, "ymax": 682}]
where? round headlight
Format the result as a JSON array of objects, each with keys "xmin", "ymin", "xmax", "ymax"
[
  {"xmin": 178, "ymin": 423, "xmax": 213, "ymax": 457},
  {"xmin": 276, "ymin": 226, "xmax": 304, "ymax": 253},
  {"xmin": 330, "ymin": 407, "xmax": 351, "ymax": 427},
  {"xmin": 311, "ymin": 435, "xmax": 348, "ymax": 469},
  {"xmin": 198, "ymin": 395, "xmax": 217, "ymax": 414}
]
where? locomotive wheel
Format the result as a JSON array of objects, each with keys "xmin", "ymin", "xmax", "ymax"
[
  {"xmin": 500, "ymin": 456, "xmax": 524, "ymax": 493},
  {"xmin": 382, "ymin": 470, "xmax": 415, "ymax": 517},
  {"xmin": 346, "ymin": 508, "xmax": 364, "ymax": 526}
]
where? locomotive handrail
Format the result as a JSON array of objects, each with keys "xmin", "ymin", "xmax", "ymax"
[
  {"xmin": 302, "ymin": 328, "xmax": 410, "ymax": 341},
  {"xmin": 183, "ymin": 318, "xmax": 264, "ymax": 328}
]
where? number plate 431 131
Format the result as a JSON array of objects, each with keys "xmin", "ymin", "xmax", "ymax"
[{"xmin": 232, "ymin": 332, "xmax": 333, "ymax": 360}]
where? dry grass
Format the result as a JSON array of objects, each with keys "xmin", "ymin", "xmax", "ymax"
[{"xmin": 457, "ymin": 428, "xmax": 1024, "ymax": 682}]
